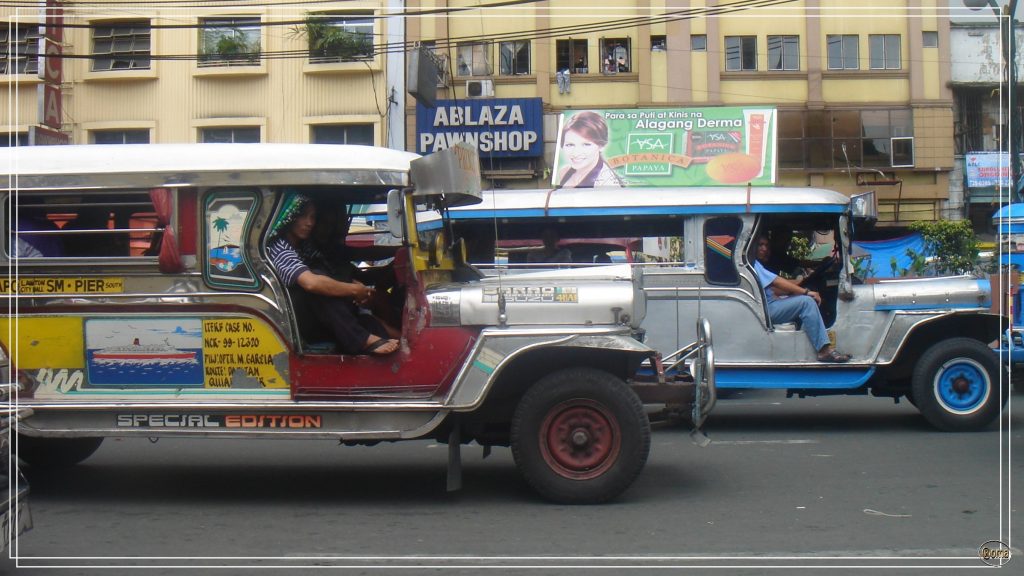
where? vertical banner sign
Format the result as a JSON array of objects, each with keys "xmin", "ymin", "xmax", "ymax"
[
  {"xmin": 37, "ymin": 0, "xmax": 63, "ymax": 131},
  {"xmin": 552, "ymin": 107, "xmax": 777, "ymax": 188}
]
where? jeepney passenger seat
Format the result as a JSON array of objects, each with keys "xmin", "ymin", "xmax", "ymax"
[{"xmin": 287, "ymin": 287, "xmax": 337, "ymax": 354}]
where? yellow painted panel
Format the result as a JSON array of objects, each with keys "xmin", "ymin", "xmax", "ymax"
[
  {"xmin": 0, "ymin": 316, "xmax": 84, "ymax": 369},
  {"xmin": 822, "ymin": 79, "xmax": 909, "ymax": 102},
  {"xmin": 720, "ymin": 80, "xmax": 808, "ymax": 104},
  {"xmin": 0, "ymin": 277, "xmax": 123, "ymax": 294},
  {"xmin": 202, "ymin": 318, "xmax": 288, "ymax": 388}
]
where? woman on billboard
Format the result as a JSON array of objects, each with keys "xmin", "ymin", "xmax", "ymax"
[{"xmin": 557, "ymin": 111, "xmax": 623, "ymax": 188}]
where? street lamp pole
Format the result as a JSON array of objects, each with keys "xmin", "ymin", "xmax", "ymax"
[{"xmin": 965, "ymin": 1, "xmax": 1020, "ymax": 202}]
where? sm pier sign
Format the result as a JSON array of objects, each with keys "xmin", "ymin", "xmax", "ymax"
[{"xmin": 416, "ymin": 98, "xmax": 542, "ymax": 158}]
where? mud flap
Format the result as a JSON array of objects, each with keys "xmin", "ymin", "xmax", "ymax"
[{"xmin": 446, "ymin": 422, "xmax": 462, "ymax": 492}]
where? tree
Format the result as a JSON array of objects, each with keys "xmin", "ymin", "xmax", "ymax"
[{"xmin": 907, "ymin": 220, "xmax": 979, "ymax": 276}]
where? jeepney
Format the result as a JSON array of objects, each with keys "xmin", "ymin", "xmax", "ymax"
[
  {"xmin": 0, "ymin": 143, "xmax": 714, "ymax": 504},
  {"xmin": 447, "ymin": 186, "xmax": 1006, "ymax": 432}
]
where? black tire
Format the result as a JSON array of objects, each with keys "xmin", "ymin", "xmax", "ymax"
[
  {"xmin": 510, "ymin": 368, "xmax": 651, "ymax": 504},
  {"xmin": 17, "ymin": 435, "xmax": 104, "ymax": 468},
  {"xmin": 911, "ymin": 338, "xmax": 1005, "ymax": 432}
]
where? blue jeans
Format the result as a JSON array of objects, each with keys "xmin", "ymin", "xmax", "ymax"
[{"xmin": 767, "ymin": 295, "xmax": 830, "ymax": 351}]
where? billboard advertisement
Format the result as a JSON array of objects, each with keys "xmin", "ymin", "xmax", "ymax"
[{"xmin": 552, "ymin": 107, "xmax": 777, "ymax": 188}]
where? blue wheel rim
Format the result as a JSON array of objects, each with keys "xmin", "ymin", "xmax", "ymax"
[{"xmin": 933, "ymin": 358, "xmax": 990, "ymax": 415}]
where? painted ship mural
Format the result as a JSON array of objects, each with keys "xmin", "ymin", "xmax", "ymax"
[
  {"xmin": 92, "ymin": 337, "xmax": 198, "ymax": 365},
  {"xmin": 86, "ymin": 319, "xmax": 204, "ymax": 387}
]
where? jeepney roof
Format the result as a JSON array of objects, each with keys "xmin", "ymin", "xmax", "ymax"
[
  {"xmin": 0, "ymin": 143, "xmax": 419, "ymax": 191},
  {"xmin": 451, "ymin": 186, "xmax": 850, "ymax": 218}
]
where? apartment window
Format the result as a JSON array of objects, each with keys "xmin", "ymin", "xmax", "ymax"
[
  {"xmin": 869, "ymin": 34, "xmax": 900, "ymax": 70},
  {"xmin": 199, "ymin": 17, "xmax": 261, "ymax": 66},
  {"xmin": 556, "ymin": 39, "xmax": 588, "ymax": 73},
  {"xmin": 201, "ymin": 127, "xmax": 260, "ymax": 143},
  {"xmin": 456, "ymin": 42, "xmax": 491, "ymax": 76},
  {"xmin": 826, "ymin": 34, "xmax": 859, "ymax": 70},
  {"xmin": 499, "ymin": 40, "xmax": 530, "ymax": 76},
  {"xmin": 861, "ymin": 109, "xmax": 913, "ymax": 167},
  {"xmin": 600, "ymin": 37, "xmax": 631, "ymax": 74},
  {"xmin": 767, "ymin": 35, "xmax": 799, "ymax": 71},
  {"xmin": 691, "ymin": 35, "xmax": 707, "ymax": 52},
  {"xmin": 0, "ymin": 25, "xmax": 40, "ymax": 74},
  {"xmin": 778, "ymin": 109, "xmax": 913, "ymax": 169},
  {"xmin": 922, "ymin": 31, "xmax": 938, "ymax": 48},
  {"xmin": 93, "ymin": 129, "xmax": 150, "ymax": 144},
  {"xmin": 1, "ymin": 133, "xmax": 28, "ymax": 147},
  {"xmin": 92, "ymin": 21, "xmax": 151, "ymax": 71},
  {"xmin": 312, "ymin": 124, "xmax": 373, "ymax": 145},
  {"xmin": 651, "ymin": 35, "xmax": 667, "ymax": 52},
  {"xmin": 307, "ymin": 13, "xmax": 374, "ymax": 63},
  {"xmin": 725, "ymin": 36, "xmax": 756, "ymax": 71}
]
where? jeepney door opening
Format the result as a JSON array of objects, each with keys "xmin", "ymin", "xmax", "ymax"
[{"xmin": 750, "ymin": 215, "xmax": 844, "ymax": 328}]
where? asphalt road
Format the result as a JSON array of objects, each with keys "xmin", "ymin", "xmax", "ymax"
[{"xmin": 4, "ymin": 390, "xmax": 1020, "ymax": 575}]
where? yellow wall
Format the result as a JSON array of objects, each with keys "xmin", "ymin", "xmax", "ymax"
[{"xmin": 1, "ymin": 0, "xmax": 390, "ymax": 144}]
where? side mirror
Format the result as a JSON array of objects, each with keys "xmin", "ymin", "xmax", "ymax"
[{"xmin": 386, "ymin": 189, "xmax": 405, "ymax": 239}]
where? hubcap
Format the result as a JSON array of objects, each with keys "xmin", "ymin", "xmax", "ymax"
[
  {"xmin": 933, "ymin": 357, "xmax": 990, "ymax": 415},
  {"xmin": 539, "ymin": 399, "xmax": 621, "ymax": 480}
]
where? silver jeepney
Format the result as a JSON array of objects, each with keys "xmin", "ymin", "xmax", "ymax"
[{"xmin": 449, "ymin": 186, "xmax": 1005, "ymax": 432}]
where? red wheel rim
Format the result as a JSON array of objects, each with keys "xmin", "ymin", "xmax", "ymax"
[{"xmin": 539, "ymin": 398, "xmax": 621, "ymax": 480}]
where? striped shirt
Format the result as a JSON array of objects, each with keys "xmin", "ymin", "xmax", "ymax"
[{"xmin": 267, "ymin": 237, "xmax": 312, "ymax": 286}]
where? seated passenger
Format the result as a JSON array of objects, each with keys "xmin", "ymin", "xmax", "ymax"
[
  {"xmin": 14, "ymin": 210, "xmax": 64, "ymax": 257},
  {"xmin": 754, "ymin": 235, "xmax": 850, "ymax": 363},
  {"xmin": 267, "ymin": 193, "xmax": 399, "ymax": 356},
  {"xmin": 527, "ymin": 227, "xmax": 571, "ymax": 264}
]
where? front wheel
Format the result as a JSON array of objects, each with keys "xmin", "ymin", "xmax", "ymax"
[
  {"xmin": 17, "ymin": 435, "xmax": 104, "ymax": 468},
  {"xmin": 911, "ymin": 338, "xmax": 1005, "ymax": 432},
  {"xmin": 511, "ymin": 368, "xmax": 651, "ymax": 504}
]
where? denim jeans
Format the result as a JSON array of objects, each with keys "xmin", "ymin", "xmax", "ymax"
[{"xmin": 767, "ymin": 295, "xmax": 829, "ymax": 351}]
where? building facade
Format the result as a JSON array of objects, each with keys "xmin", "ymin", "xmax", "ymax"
[
  {"xmin": 949, "ymin": 4, "xmax": 1024, "ymax": 236},
  {"xmin": 409, "ymin": 0, "xmax": 955, "ymax": 226},
  {"xmin": 1, "ymin": 0, "xmax": 401, "ymax": 147},
  {"xmin": 3, "ymin": 1, "xmax": 958, "ymax": 226}
]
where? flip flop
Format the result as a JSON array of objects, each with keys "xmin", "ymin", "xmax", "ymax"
[{"xmin": 362, "ymin": 338, "xmax": 399, "ymax": 356}]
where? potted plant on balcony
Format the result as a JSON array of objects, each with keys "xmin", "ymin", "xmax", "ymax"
[
  {"xmin": 200, "ymin": 29, "xmax": 259, "ymax": 65},
  {"xmin": 299, "ymin": 16, "xmax": 373, "ymax": 63}
]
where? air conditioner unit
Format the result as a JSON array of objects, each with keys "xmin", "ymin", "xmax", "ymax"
[{"xmin": 466, "ymin": 79, "xmax": 494, "ymax": 98}]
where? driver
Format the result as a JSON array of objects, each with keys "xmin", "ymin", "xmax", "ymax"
[{"xmin": 754, "ymin": 235, "xmax": 850, "ymax": 363}]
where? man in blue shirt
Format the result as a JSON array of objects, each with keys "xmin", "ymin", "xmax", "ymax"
[{"xmin": 753, "ymin": 235, "xmax": 850, "ymax": 363}]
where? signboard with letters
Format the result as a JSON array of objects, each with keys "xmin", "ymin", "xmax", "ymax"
[
  {"xmin": 416, "ymin": 98, "xmax": 543, "ymax": 158},
  {"xmin": 552, "ymin": 107, "xmax": 777, "ymax": 188},
  {"xmin": 965, "ymin": 151, "xmax": 1024, "ymax": 188}
]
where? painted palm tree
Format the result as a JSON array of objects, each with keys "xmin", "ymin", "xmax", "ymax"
[{"xmin": 213, "ymin": 217, "xmax": 229, "ymax": 247}]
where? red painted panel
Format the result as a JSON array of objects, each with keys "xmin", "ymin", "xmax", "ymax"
[
  {"xmin": 178, "ymin": 189, "xmax": 197, "ymax": 256},
  {"xmin": 291, "ymin": 326, "xmax": 479, "ymax": 399}
]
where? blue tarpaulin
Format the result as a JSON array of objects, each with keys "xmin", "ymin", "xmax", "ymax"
[{"xmin": 852, "ymin": 233, "xmax": 928, "ymax": 279}]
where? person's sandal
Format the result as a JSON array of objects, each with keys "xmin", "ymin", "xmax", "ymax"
[
  {"xmin": 362, "ymin": 338, "xmax": 399, "ymax": 356},
  {"xmin": 817, "ymin": 349, "xmax": 850, "ymax": 363}
]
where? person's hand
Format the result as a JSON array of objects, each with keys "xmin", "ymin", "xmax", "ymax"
[{"xmin": 804, "ymin": 289, "xmax": 821, "ymax": 305}]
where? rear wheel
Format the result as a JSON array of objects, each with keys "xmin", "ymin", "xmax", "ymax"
[
  {"xmin": 911, "ymin": 338, "xmax": 1005, "ymax": 431},
  {"xmin": 17, "ymin": 436, "xmax": 104, "ymax": 468},
  {"xmin": 511, "ymin": 368, "xmax": 650, "ymax": 504}
]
